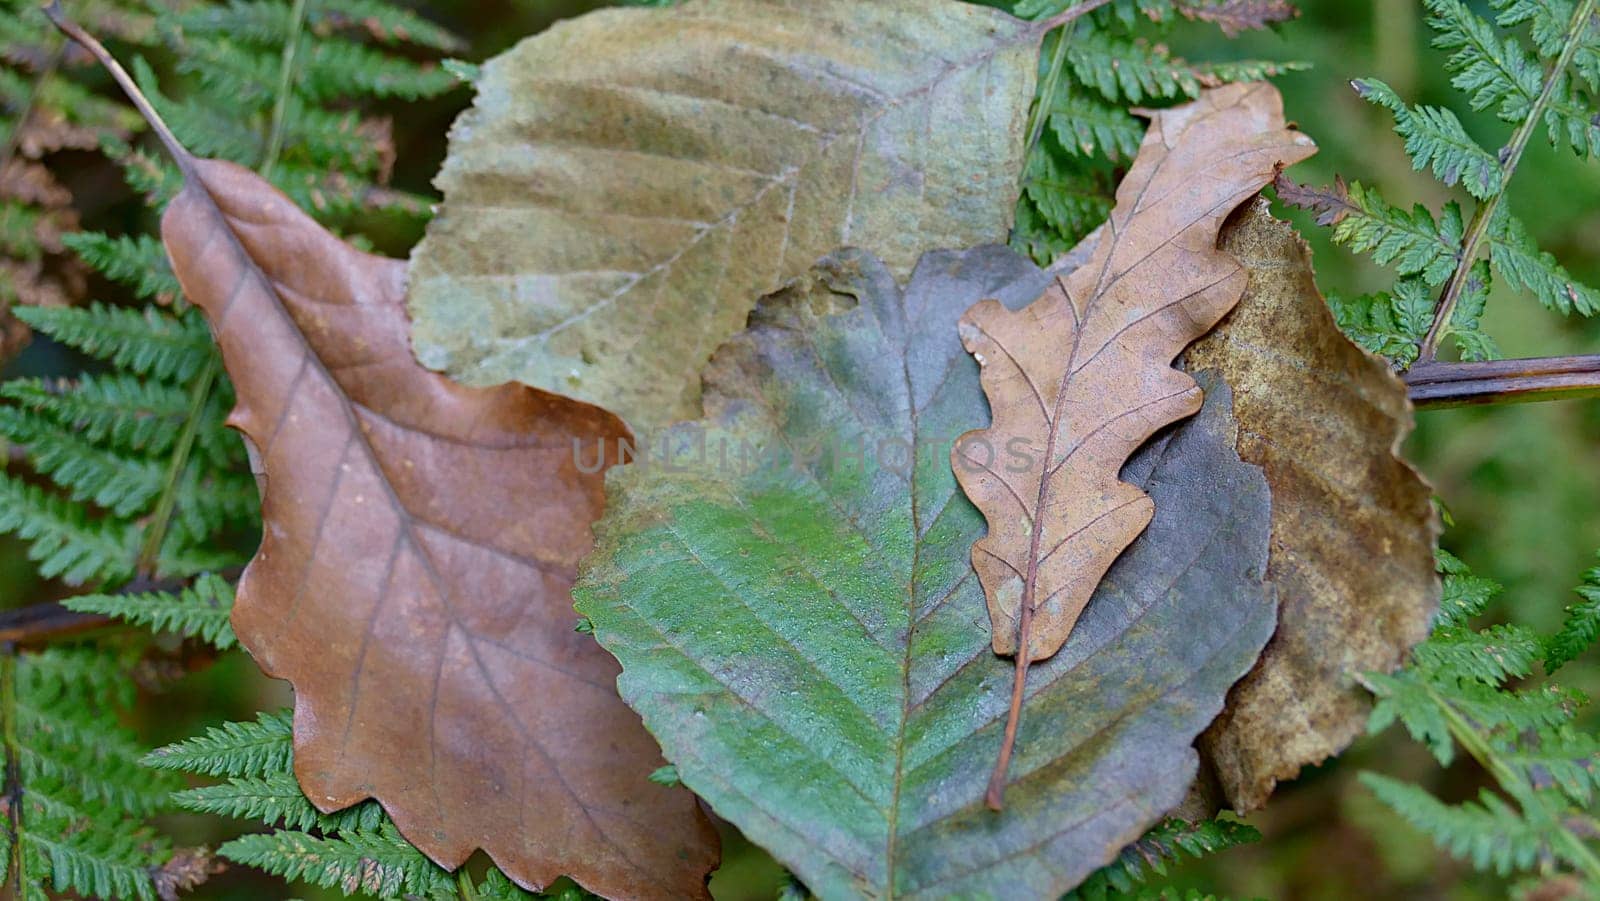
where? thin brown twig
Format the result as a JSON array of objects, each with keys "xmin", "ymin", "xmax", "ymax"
[
  {"xmin": 41, "ymin": 1, "xmax": 200, "ymax": 182},
  {"xmin": 0, "ymin": 603, "xmax": 115, "ymax": 648},
  {"xmin": 1406, "ymin": 355, "xmax": 1600, "ymax": 408}
]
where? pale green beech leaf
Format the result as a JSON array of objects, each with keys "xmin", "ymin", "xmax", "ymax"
[{"xmin": 406, "ymin": 0, "xmax": 1039, "ymax": 430}]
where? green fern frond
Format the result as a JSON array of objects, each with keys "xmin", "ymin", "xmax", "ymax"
[
  {"xmin": 1023, "ymin": 139, "xmax": 1116, "ymax": 251},
  {"xmin": 1412, "ymin": 622, "xmax": 1544, "ymax": 686},
  {"xmin": 1356, "ymin": 78, "xmax": 1504, "ymax": 199},
  {"xmin": 14, "ymin": 645, "xmax": 133, "ymax": 709},
  {"xmin": 266, "ymin": 161, "xmax": 434, "ymax": 219},
  {"xmin": 28, "ymin": 73, "xmax": 145, "ymax": 144},
  {"xmin": 173, "ymin": 0, "xmax": 465, "ymax": 53},
  {"xmin": 0, "ymin": 471, "xmax": 135, "ymax": 583},
  {"xmin": 3, "ymin": 645, "xmax": 176, "ymax": 900},
  {"xmin": 177, "ymin": 34, "xmax": 457, "ymax": 107},
  {"xmin": 175, "ymin": 771, "xmax": 385, "ymax": 833},
  {"xmin": 1065, "ymin": 818, "xmax": 1262, "ymax": 900},
  {"xmin": 58, "ymin": 232, "xmax": 179, "ymax": 302},
  {"xmin": 1362, "ymin": 775, "xmax": 1550, "ymax": 876},
  {"xmin": 108, "ymin": 138, "xmax": 186, "ymax": 207},
  {"xmin": 1064, "ymin": 31, "xmax": 1302, "ymax": 106},
  {"xmin": 219, "ymin": 825, "xmax": 459, "ymax": 901},
  {"xmin": 1496, "ymin": 0, "xmax": 1581, "ymax": 55},
  {"xmin": 1066, "ymin": 31, "xmax": 1200, "ymax": 102},
  {"xmin": 1447, "ymin": 260, "xmax": 1500, "ymax": 360},
  {"xmin": 169, "ymin": 482, "xmax": 259, "ymax": 552},
  {"xmin": 1365, "ymin": 551, "xmax": 1600, "ymax": 886},
  {"xmin": 1366, "ymin": 669, "xmax": 1458, "ymax": 764},
  {"xmin": 1393, "ymin": 278, "xmax": 1441, "ymax": 341},
  {"xmin": 1329, "ymin": 182, "xmax": 1465, "ymax": 286},
  {"xmin": 0, "ymin": 407, "xmax": 169, "ymax": 516},
  {"xmin": 276, "ymin": 97, "xmax": 388, "ymax": 172},
  {"xmin": 1430, "ymin": 0, "xmax": 1545, "ymax": 118},
  {"xmin": 12, "ymin": 729, "xmax": 165, "ymax": 817},
  {"xmin": 1047, "ymin": 90, "xmax": 1145, "ymax": 159},
  {"xmin": 65, "ymin": 572, "xmax": 237, "ymax": 649},
  {"xmin": 21, "ymin": 831, "xmax": 161, "ymax": 901},
  {"xmin": 138, "ymin": 0, "xmax": 461, "ymax": 222},
  {"xmin": 1451, "ymin": 682, "xmax": 1583, "ymax": 736},
  {"xmin": 16, "ymin": 741, "xmax": 173, "ymax": 818},
  {"xmin": 1013, "ymin": 193, "xmax": 1080, "ymax": 265},
  {"xmin": 3, "ymin": 374, "xmax": 198, "ymax": 457},
  {"xmin": 19, "ymin": 777, "xmax": 105, "ymax": 828},
  {"xmin": 297, "ymin": 39, "xmax": 459, "ymax": 102},
  {"xmin": 10, "ymin": 303, "xmax": 214, "ymax": 383},
  {"xmin": 1503, "ymin": 730, "xmax": 1600, "ymax": 805},
  {"xmin": 135, "ymin": 55, "xmax": 267, "ymax": 163},
  {"xmin": 1488, "ymin": 207, "xmax": 1600, "ymax": 314},
  {"xmin": 1301, "ymin": 0, "xmax": 1600, "ymax": 365},
  {"xmin": 0, "ymin": 203, "xmax": 50, "ymax": 260},
  {"xmin": 473, "ymin": 867, "xmax": 568, "ymax": 900},
  {"xmin": 1546, "ymin": 558, "xmax": 1600, "ymax": 672},
  {"xmin": 148, "ymin": 709, "xmax": 568, "ymax": 899},
  {"xmin": 1434, "ymin": 0, "xmax": 1600, "ymax": 153},
  {"xmin": 145, "ymin": 709, "xmax": 295, "ymax": 778},
  {"xmin": 1328, "ymin": 289, "xmax": 1428, "ymax": 364},
  {"xmin": 15, "ymin": 695, "xmax": 172, "ymax": 779},
  {"xmin": 1330, "ymin": 277, "xmax": 1436, "ymax": 365},
  {"xmin": 1437, "ymin": 549, "xmax": 1504, "ymax": 626}
]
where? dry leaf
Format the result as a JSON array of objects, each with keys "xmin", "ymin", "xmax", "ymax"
[
  {"xmin": 406, "ymin": 0, "xmax": 1042, "ymax": 431},
  {"xmin": 164, "ymin": 161, "xmax": 719, "ymax": 897},
  {"xmin": 1182, "ymin": 0, "xmax": 1299, "ymax": 37},
  {"xmin": 1187, "ymin": 199, "xmax": 1440, "ymax": 812},
  {"xmin": 1272, "ymin": 168, "xmax": 1359, "ymax": 227},
  {"xmin": 951, "ymin": 83, "xmax": 1313, "ymax": 806},
  {"xmin": 150, "ymin": 847, "xmax": 226, "ymax": 901},
  {"xmin": 51, "ymin": 18, "xmax": 721, "ymax": 894},
  {"xmin": 0, "ymin": 160, "xmax": 86, "ymax": 360}
]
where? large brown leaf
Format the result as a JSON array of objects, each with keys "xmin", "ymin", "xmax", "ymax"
[
  {"xmin": 50, "ymin": 28, "xmax": 725, "ymax": 893},
  {"xmin": 951, "ymin": 83, "xmax": 1313, "ymax": 805},
  {"xmin": 1188, "ymin": 199, "xmax": 1440, "ymax": 812}
]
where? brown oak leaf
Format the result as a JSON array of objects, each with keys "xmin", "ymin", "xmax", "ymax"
[
  {"xmin": 952, "ymin": 82, "xmax": 1314, "ymax": 807},
  {"xmin": 47, "ymin": 12, "xmax": 720, "ymax": 897},
  {"xmin": 171, "ymin": 145, "xmax": 718, "ymax": 901}
]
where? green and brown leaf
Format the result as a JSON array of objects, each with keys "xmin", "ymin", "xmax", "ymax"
[{"xmin": 573, "ymin": 245, "xmax": 1278, "ymax": 900}]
